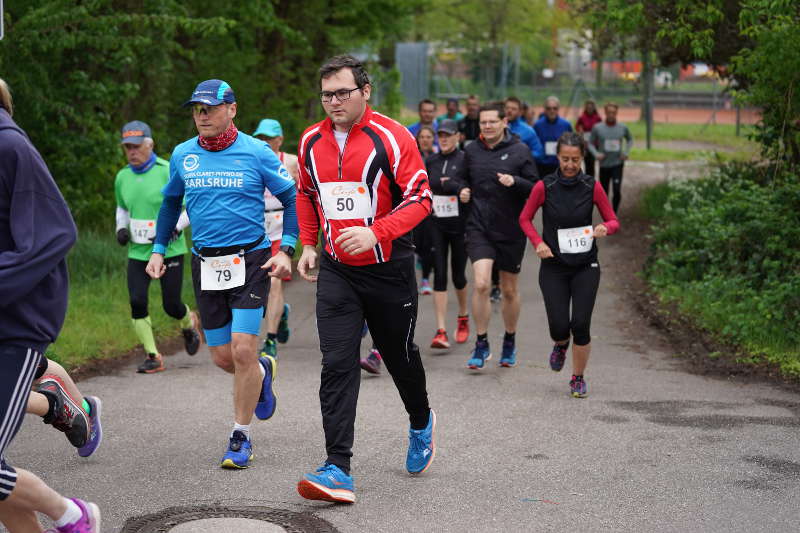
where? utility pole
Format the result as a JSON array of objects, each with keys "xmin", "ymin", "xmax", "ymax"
[{"xmin": 642, "ymin": 49, "xmax": 654, "ymax": 150}]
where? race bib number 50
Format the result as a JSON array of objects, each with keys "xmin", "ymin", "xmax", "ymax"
[
  {"xmin": 200, "ymin": 253, "xmax": 246, "ymax": 291},
  {"xmin": 557, "ymin": 225, "xmax": 594, "ymax": 254},
  {"xmin": 318, "ymin": 182, "xmax": 373, "ymax": 220}
]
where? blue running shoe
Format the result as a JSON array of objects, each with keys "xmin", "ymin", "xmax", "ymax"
[
  {"xmin": 570, "ymin": 375, "xmax": 588, "ymax": 398},
  {"xmin": 78, "ymin": 396, "xmax": 102, "ymax": 458},
  {"xmin": 549, "ymin": 341, "xmax": 569, "ymax": 372},
  {"xmin": 277, "ymin": 303, "xmax": 291, "ymax": 344},
  {"xmin": 467, "ymin": 340, "xmax": 491, "ymax": 370},
  {"xmin": 254, "ymin": 355, "xmax": 277, "ymax": 420},
  {"xmin": 220, "ymin": 430, "xmax": 253, "ymax": 469},
  {"xmin": 297, "ymin": 463, "xmax": 355, "ymax": 503},
  {"xmin": 499, "ymin": 339, "xmax": 517, "ymax": 367},
  {"xmin": 407, "ymin": 409, "xmax": 436, "ymax": 474}
]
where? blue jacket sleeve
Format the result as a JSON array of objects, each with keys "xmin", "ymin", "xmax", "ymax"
[
  {"xmin": 0, "ymin": 138, "xmax": 77, "ymax": 305},
  {"xmin": 526, "ymin": 129, "xmax": 544, "ymax": 159},
  {"xmin": 152, "ymin": 195, "xmax": 182, "ymax": 255},
  {"xmin": 274, "ymin": 186, "xmax": 298, "ymax": 250},
  {"xmin": 152, "ymin": 155, "xmax": 185, "ymax": 254}
]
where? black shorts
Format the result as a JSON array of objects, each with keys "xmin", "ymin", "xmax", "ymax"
[
  {"xmin": 1, "ymin": 346, "xmax": 42, "ymax": 500},
  {"xmin": 465, "ymin": 230, "xmax": 527, "ymax": 274},
  {"xmin": 190, "ymin": 246, "xmax": 270, "ymax": 331}
]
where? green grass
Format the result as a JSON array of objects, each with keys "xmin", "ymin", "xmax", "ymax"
[
  {"xmin": 628, "ymin": 148, "xmax": 699, "ymax": 162},
  {"xmin": 626, "ymin": 122, "xmax": 757, "ymax": 150},
  {"xmin": 45, "ymin": 231, "xmax": 195, "ymax": 370}
]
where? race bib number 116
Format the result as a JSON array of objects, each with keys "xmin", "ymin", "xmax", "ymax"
[{"xmin": 557, "ymin": 225, "xmax": 594, "ymax": 254}]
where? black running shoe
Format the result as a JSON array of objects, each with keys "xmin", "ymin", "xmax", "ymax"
[
  {"xmin": 182, "ymin": 311, "xmax": 202, "ymax": 356},
  {"xmin": 182, "ymin": 328, "xmax": 200, "ymax": 356},
  {"xmin": 35, "ymin": 377, "xmax": 89, "ymax": 448},
  {"xmin": 137, "ymin": 353, "xmax": 165, "ymax": 373},
  {"xmin": 490, "ymin": 286, "xmax": 502, "ymax": 303}
]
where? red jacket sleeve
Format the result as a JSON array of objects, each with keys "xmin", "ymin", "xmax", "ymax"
[
  {"xmin": 593, "ymin": 181, "xmax": 620, "ymax": 234},
  {"xmin": 370, "ymin": 131, "xmax": 433, "ymax": 242},
  {"xmin": 296, "ymin": 139, "xmax": 320, "ymax": 247},
  {"xmin": 519, "ymin": 180, "xmax": 545, "ymax": 247}
]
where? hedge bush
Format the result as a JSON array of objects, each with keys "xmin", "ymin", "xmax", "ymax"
[{"xmin": 642, "ymin": 162, "xmax": 800, "ymax": 377}]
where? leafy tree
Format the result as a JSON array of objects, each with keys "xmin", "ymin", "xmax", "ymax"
[{"xmin": 0, "ymin": 0, "xmax": 419, "ymax": 230}]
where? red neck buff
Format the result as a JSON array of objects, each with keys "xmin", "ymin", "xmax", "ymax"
[{"xmin": 198, "ymin": 122, "xmax": 238, "ymax": 152}]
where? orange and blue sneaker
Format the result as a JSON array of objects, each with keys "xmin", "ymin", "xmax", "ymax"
[
  {"xmin": 35, "ymin": 377, "xmax": 89, "ymax": 449},
  {"xmin": 297, "ymin": 463, "xmax": 355, "ymax": 503},
  {"xmin": 549, "ymin": 341, "xmax": 569, "ymax": 372},
  {"xmin": 570, "ymin": 375, "xmax": 588, "ymax": 398},
  {"xmin": 254, "ymin": 355, "xmax": 277, "ymax": 420},
  {"xmin": 220, "ymin": 430, "xmax": 253, "ymax": 469},
  {"xmin": 406, "ymin": 409, "xmax": 436, "ymax": 474},
  {"xmin": 467, "ymin": 339, "xmax": 491, "ymax": 370}
]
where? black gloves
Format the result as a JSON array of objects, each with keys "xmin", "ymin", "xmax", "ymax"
[{"xmin": 116, "ymin": 228, "xmax": 130, "ymax": 246}]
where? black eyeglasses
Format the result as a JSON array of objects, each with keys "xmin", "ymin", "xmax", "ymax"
[{"xmin": 320, "ymin": 87, "xmax": 362, "ymax": 103}]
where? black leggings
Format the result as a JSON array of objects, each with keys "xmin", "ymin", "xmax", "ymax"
[
  {"xmin": 414, "ymin": 217, "xmax": 435, "ymax": 279},
  {"xmin": 127, "ymin": 256, "xmax": 187, "ymax": 320},
  {"xmin": 538, "ymin": 259, "xmax": 600, "ymax": 346},
  {"xmin": 599, "ymin": 163, "xmax": 624, "ymax": 212},
  {"xmin": 584, "ymin": 151, "xmax": 596, "ymax": 177},
  {"xmin": 431, "ymin": 225, "xmax": 467, "ymax": 292},
  {"xmin": 316, "ymin": 254, "xmax": 429, "ymax": 472}
]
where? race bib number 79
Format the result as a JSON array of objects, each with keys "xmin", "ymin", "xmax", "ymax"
[
  {"xmin": 318, "ymin": 182, "xmax": 373, "ymax": 220},
  {"xmin": 200, "ymin": 253, "xmax": 246, "ymax": 291},
  {"xmin": 557, "ymin": 225, "xmax": 594, "ymax": 254}
]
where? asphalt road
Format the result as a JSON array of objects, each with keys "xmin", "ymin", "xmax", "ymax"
[{"xmin": 5, "ymin": 162, "xmax": 799, "ymax": 532}]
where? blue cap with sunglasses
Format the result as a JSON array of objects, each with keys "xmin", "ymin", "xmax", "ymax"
[{"xmin": 183, "ymin": 79, "xmax": 236, "ymax": 107}]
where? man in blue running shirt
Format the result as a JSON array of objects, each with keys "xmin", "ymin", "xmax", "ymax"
[
  {"xmin": 505, "ymin": 96, "xmax": 543, "ymax": 160},
  {"xmin": 146, "ymin": 79, "xmax": 299, "ymax": 469},
  {"xmin": 534, "ymin": 95, "xmax": 573, "ymax": 178}
]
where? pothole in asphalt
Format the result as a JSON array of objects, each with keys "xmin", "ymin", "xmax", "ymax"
[{"xmin": 120, "ymin": 505, "xmax": 339, "ymax": 533}]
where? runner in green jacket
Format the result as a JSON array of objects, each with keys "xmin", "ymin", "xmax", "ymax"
[{"xmin": 115, "ymin": 120, "xmax": 202, "ymax": 373}]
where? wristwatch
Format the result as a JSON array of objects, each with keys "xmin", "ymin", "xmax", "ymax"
[{"xmin": 279, "ymin": 244, "xmax": 295, "ymax": 257}]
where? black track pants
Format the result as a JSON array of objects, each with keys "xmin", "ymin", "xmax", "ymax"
[
  {"xmin": 0, "ymin": 346, "xmax": 41, "ymax": 500},
  {"xmin": 431, "ymin": 224, "xmax": 468, "ymax": 292},
  {"xmin": 316, "ymin": 253, "xmax": 430, "ymax": 473},
  {"xmin": 127, "ymin": 256, "xmax": 186, "ymax": 320},
  {"xmin": 538, "ymin": 259, "xmax": 600, "ymax": 346},
  {"xmin": 599, "ymin": 163, "xmax": 624, "ymax": 213},
  {"xmin": 317, "ymin": 254, "xmax": 430, "ymax": 471}
]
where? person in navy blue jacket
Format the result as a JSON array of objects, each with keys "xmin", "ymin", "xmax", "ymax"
[
  {"xmin": 0, "ymin": 78, "xmax": 101, "ymax": 532},
  {"xmin": 505, "ymin": 96, "xmax": 543, "ymax": 160},
  {"xmin": 534, "ymin": 96, "xmax": 573, "ymax": 178}
]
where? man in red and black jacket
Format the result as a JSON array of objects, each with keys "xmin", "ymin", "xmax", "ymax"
[{"xmin": 295, "ymin": 55, "xmax": 436, "ymax": 504}]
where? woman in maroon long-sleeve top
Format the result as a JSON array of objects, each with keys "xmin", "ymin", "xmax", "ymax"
[{"xmin": 519, "ymin": 131, "xmax": 619, "ymax": 398}]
